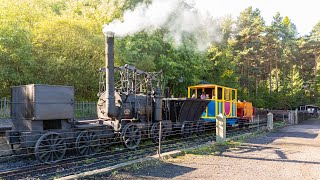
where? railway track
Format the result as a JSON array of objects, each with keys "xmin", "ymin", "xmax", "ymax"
[
  {"xmin": 0, "ymin": 122, "xmax": 267, "ymax": 179},
  {"xmin": 0, "ymin": 130, "xmax": 217, "ymax": 179}
]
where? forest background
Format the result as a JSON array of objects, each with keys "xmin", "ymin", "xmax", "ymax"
[{"xmin": 1, "ymin": 0, "xmax": 320, "ymax": 109}]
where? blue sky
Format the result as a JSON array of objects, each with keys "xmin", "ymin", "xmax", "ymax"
[{"xmin": 193, "ymin": 0, "xmax": 320, "ymax": 36}]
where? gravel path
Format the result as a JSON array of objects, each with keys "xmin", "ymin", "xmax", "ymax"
[{"xmin": 110, "ymin": 119, "xmax": 320, "ymax": 180}]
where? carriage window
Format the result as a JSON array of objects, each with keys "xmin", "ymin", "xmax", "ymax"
[
  {"xmin": 212, "ymin": 88, "xmax": 216, "ymax": 99},
  {"xmin": 197, "ymin": 89, "xmax": 202, "ymax": 98},
  {"xmin": 232, "ymin": 90, "xmax": 236, "ymax": 100},
  {"xmin": 205, "ymin": 89, "xmax": 212, "ymax": 99},
  {"xmin": 230, "ymin": 90, "xmax": 234, "ymax": 100},
  {"xmin": 190, "ymin": 89, "xmax": 196, "ymax": 98},
  {"xmin": 225, "ymin": 89, "xmax": 230, "ymax": 101},
  {"xmin": 217, "ymin": 87, "xmax": 223, "ymax": 100}
]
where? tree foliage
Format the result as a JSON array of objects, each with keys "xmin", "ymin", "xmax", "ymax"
[{"xmin": 1, "ymin": 1, "xmax": 320, "ymax": 109}]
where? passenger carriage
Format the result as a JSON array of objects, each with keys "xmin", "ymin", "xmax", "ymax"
[{"xmin": 188, "ymin": 84, "xmax": 239, "ymax": 127}]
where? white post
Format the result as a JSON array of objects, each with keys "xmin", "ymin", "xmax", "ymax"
[
  {"xmin": 216, "ymin": 113, "xmax": 226, "ymax": 143},
  {"xmin": 267, "ymin": 112, "xmax": 273, "ymax": 131}
]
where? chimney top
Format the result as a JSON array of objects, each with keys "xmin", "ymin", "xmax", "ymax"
[{"xmin": 105, "ymin": 31, "xmax": 115, "ymax": 37}]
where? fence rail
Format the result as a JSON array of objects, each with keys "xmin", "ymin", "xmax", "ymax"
[
  {"xmin": 0, "ymin": 98, "xmax": 97, "ymax": 119},
  {"xmin": 0, "ymin": 98, "xmax": 10, "ymax": 119}
]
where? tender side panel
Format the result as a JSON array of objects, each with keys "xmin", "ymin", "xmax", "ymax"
[{"xmin": 178, "ymin": 99, "xmax": 209, "ymax": 122}]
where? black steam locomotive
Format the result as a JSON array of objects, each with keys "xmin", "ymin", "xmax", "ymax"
[{"xmin": 5, "ymin": 32, "xmax": 208, "ymax": 164}]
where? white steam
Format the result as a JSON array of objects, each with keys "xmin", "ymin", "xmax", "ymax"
[{"xmin": 103, "ymin": 0, "xmax": 223, "ymax": 50}]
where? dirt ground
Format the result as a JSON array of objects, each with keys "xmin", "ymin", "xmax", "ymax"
[{"xmin": 108, "ymin": 119, "xmax": 320, "ymax": 180}]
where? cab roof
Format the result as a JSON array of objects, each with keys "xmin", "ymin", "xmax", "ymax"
[{"xmin": 188, "ymin": 84, "xmax": 236, "ymax": 90}]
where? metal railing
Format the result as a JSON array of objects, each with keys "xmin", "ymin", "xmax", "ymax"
[
  {"xmin": 0, "ymin": 98, "xmax": 10, "ymax": 119},
  {"xmin": 74, "ymin": 101, "xmax": 97, "ymax": 119}
]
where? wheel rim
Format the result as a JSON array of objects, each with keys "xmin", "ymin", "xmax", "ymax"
[
  {"xmin": 35, "ymin": 133, "xmax": 66, "ymax": 164},
  {"xmin": 76, "ymin": 131, "xmax": 99, "ymax": 156},
  {"xmin": 151, "ymin": 122, "xmax": 165, "ymax": 143},
  {"xmin": 181, "ymin": 121, "xmax": 193, "ymax": 138},
  {"xmin": 121, "ymin": 123, "xmax": 141, "ymax": 150}
]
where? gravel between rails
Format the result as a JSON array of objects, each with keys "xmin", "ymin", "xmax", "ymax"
[{"xmin": 106, "ymin": 119, "xmax": 320, "ymax": 180}]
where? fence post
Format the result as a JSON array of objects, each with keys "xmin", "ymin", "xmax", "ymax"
[
  {"xmin": 267, "ymin": 112, "xmax": 273, "ymax": 131},
  {"xmin": 288, "ymin": 111, "xmax": 292, "ymax": 125},
  {"xmin": 216, "ymin": 113, "xmax": 226, "ymax": 143},
  {"xmin": 158, "ymin": 120, "xmax": 162, "ymax": 158},
  {"xmin": 4, "ymin": 97, "xmax": 7, "ymax": 117},
  {"xmin": 295, "ymin": 109, "xmax": 298, "ymax": 124},
  {"xmin": 257, "ymin": 115, "xmax": 260, "ymax": 131}
]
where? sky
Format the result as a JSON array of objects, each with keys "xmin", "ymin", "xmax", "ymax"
[{"xmin": 193, "ymin": 0, "xmax": 320, "ymax": 36}]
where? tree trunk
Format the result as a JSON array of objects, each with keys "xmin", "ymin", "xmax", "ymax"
[
  {"xmin": 275, "ymin": 51, "xmax": 279, "ymax": 92},
  {"xmin": 269, "ymin": 61, "xmax": 272, "ymax": 96}
]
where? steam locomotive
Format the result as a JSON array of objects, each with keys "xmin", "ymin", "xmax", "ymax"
[{"xmin": 5, "ymin": 32, "xmax": 209, "ymax": 164}]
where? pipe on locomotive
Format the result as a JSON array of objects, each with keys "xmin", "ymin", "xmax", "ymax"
[{"xmin": 105, "ymin": 31, "xmax": 117, "ymax": 118}]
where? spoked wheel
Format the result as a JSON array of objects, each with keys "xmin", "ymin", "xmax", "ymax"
[
  {"xmin": 181, "ymin": 121, "xmax": 193, "ymax": 138},
  {"xmin": 76, "ymin": 131, "xmax": 100, "ymax": 156},
  {"xmin": 35, "ymin": 132, "xmax": 66, "ymax": 164},
  {"xmin": 151, "ymin": 122, "xmax": 166, "ymax": 143},
  {"xmin": 121, "ymin": 123, "xmax": 141, "ymax": 150},
  {"xmin": 196, "ymin": 121, "xmax": 205, "ymax": 136}
]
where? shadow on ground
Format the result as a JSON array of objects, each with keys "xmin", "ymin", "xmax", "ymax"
[{"xmin": 132, "ymin": 162, "xmax": 196, "ymax": 178}]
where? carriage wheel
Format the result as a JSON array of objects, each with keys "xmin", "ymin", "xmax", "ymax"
[
  {"xmin": 121, "ymin": 123, "xmax": 141, "ymax": 150},
  {"xmin": 35, "ymin": 132, "xmax": 66, "ymax": 164},
  {"xmin": 181, "ymin": 121, "xmax": 193, "ymax": 138},
  {"xmin": 76, "ymin": 131, "xmax": 100, "ymax": 156},
  {"xmin": 151, "ymin": 122, "xmax": 166, "ymax": 143},
  {"xmin": 196, "ymin": 121, "xmax": 205, "ymax": 136}
]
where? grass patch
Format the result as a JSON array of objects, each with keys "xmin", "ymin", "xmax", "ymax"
[
  {"xmin": 182, "ymin": 140, "xmax": 240, "ymax": 156},
  {"xmin": 82, "ymin": 158, "xmax": 97, "ymax": 164},
  {"xmin": 273, "ymin": 121, "xmax": 288, "ymax": 129}
]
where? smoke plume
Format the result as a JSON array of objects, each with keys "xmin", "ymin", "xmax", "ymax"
[{"xmin": 103, "ymin": 0, "xmax": 223, "ymax": 50}]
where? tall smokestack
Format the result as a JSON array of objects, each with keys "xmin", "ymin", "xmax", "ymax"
[{"xmin": 105, "ymin": 31, "xmax": 117, "ymax": 118}]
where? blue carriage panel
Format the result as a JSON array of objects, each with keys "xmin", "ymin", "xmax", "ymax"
[
  {"xmin": 218, "ymin": 101, "xmax": 223, "ymax": 114},
  {"xmin": 232, "ymin": 102, "xmax": 236, "ymax": 116},
  {"xmin": 201, "ymin": 111, "xmax": 206, "ymax": 117},
  {"xmin": 207, "ymin": 101, "xmax": 216, "ymax": 117},
  {"xmin": 201, "ymin": 117, "xmax": 216, "ymax": 122}
]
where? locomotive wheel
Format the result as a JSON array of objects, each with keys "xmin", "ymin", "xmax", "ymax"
[
  {"xmin": 196, "ymin": 121, "xmax": 205, "ymax": 136},
  {"xmin": 151, "ymin": 122, "xmax": 166, "ymax": 143},
  {"xmin": 121, "ymin": 123, "xmax": 141, "ymax": 150},
  {"xmin": 76, "ymin": 131, "xmax": 100, "ymax": 156},
  {"xmin": 181, "ymin": 121, "xmax": 193, "ymax": 138},
  {"xmin": 35, "ymin": 132, "xmax": 66, "ymax": 164}
]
